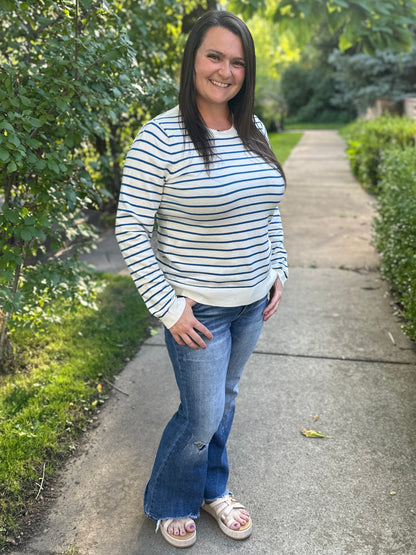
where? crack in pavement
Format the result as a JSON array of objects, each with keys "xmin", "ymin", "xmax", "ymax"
[{"xmin": 145, "ymin": 343, "xmax": 414, "ymax": 366}]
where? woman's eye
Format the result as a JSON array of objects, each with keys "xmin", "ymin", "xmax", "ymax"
[{"xmin": 208, "ymin": 54, "xmax": 219, "ymax": 61}]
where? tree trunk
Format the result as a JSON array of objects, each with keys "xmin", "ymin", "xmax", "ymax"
[
  {"xmin": 109, "ymin": 123, "xmax": 122, "ymax": 203},
  {"xmin": 0, "ymin": 311, "xmax": 14, "ymax": 373}
]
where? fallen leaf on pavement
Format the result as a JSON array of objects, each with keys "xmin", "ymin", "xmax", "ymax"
[{"xmin": 301, "ymin": 427, "xmax": 326, "ymax": 438}]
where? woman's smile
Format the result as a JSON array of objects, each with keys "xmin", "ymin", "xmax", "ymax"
[{"xmin": 210, "ymin": 79, "xmax": 230, "ymax": 88}]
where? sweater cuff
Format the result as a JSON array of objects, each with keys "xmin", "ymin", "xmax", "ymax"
[
  {"xmin": 276, "ymin": 268, "xmax": 288, "ymax": 287},
  {"xmin": 160, "ymin": 296, "xmax": 186, "ymax": 329}
]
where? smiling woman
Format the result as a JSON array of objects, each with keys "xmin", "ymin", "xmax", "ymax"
[
  {"xmin": 193, "ymin": 27, "xmax": 246, "ymax": 130},
  {"xmin": 116, "ymin": 10, "xmax": 288, "ymax": 549}
]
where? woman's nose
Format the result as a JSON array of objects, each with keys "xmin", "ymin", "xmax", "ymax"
[{"xmin": 218, "ymin": 60, "xmax": 232, "ymax": 78}]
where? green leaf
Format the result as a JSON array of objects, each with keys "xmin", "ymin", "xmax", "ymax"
[
  {"xmin": 0, "ymin": 121, "xmax": 14, "ymax": 132},
  {"xmin": 20, "ymin": 227, "xmax": 37, "ymax": 241},
  {"xmin": 2, "ymin": 206, "xmax": 19, "ymax": 224},
  {"xmin": 0, "ymin": 147, "xmax": 10, "ymax": 162},
  {"xmin": 47, "ymin": 159, "xmax": 60, "ymax": 173},
  {"xmin": 7, "ymin": 160, "xmax": 17, "ymax": 172},
  {"xmin": 339, "ymin": 33, "xmax": 353, "ymax": 52},
  {"xmin": 0, "ymin": 0, "xmax": 16, "ymax": 11}
]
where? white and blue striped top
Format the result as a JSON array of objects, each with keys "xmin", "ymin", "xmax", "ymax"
[{"xmin": 115, "ymin": 106, "xmax": 287, "ymax": 328}]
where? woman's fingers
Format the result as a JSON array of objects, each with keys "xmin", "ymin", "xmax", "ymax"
[
  {"xmin": 194, "ymin": 320, "xmax": 213, "ymax": 341},
  {"xmin": 171, "ymin": 325, "xmax": 210, "ymax": 349},
  {"xmin": 263, "ymin": 276, "xmax": 283, "ymax": 321},
  {"xmin": 169, "ymin": 298, "xmax": 213, "ymax": 349}
]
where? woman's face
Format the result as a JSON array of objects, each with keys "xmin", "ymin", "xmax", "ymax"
[{"xmin": 194, "ymin": 26, "xmax": 245, "ymax": 112}]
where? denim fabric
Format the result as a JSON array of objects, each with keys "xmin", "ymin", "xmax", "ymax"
[{"xmin": 143, "ymin": 295, "xmax": 268, "ymax": 521}]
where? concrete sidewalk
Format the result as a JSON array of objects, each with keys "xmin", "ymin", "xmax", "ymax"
[{"xmin": 11, "ymin": 131, "xmax": 416, "ymax": 554}]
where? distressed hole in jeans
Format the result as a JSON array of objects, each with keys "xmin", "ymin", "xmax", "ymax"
[{"xmin": 194, "ymin": 441, "xmax": 207, "ymax": 451}]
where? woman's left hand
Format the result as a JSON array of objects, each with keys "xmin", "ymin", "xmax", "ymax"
[{"xmin": 263, "ymin": 276, "xmax": 283, "ymax": 321}]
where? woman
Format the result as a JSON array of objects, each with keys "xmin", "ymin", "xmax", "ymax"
[{"xmin": 116, "ymin": 10, "xmax": 287, "ymax": 548}]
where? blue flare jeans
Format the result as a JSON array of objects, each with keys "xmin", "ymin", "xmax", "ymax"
[{"xmin": 143, "ymin": 295, "xmax": 267, "ymax": 521}]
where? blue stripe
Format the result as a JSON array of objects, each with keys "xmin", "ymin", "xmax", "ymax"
[
  {"xmin": 157, "ymin": 243, "xmax": 270, "ymax": 261},
  {"xmin": 159, "ymin": 199, "xmax": 279, "ymax": 215},
  {"xmin": 157, "ymin": 229, "xmax": 269, "ymax": 246},
  {"xmin": 158, "ymin": 223, "xmax": 267, "ymax": 238},
  {"xmin": 166, "ymin": 272, "xmax": 271, "ymax": 289},
  {"xmin": 160, "ymin": 258, "xmax": 270, "ymax": 278},
  {"xmin": 157, "ymin": 236, "xmax": 268, "ymax": 253}
]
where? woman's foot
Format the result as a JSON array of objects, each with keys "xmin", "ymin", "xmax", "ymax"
[
  {"xmin": 166, "ymin": 518, "xmax": 196, "ymax": 537},
  {"xmin": 160, "ymin": 518, "xmax": 196, "ymax": 548},
  {"xmin": 201, "ymin": 495, "xmax": 252, "ymax": 539},
  {"xmin": 207, "ymin": 499, "xmax": 249, "ymax": 530}
]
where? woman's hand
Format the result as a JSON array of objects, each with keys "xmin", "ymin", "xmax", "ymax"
[
  {"xmin": 169, "ymin": 298, "xmax": 213, "ymax": 349},
  {"xmin": 263, "ymin": 276, "xmax": 283, "ymax": 322}
]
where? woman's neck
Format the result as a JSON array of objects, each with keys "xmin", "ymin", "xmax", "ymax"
[{"xmin": 198, "ymin": 103, "xmax": 232, "ymax": 131}]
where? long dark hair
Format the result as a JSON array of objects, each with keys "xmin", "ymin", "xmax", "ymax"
[{"xmin": 178, "ymin": 10, "xmax": 285, "ymax": 182}]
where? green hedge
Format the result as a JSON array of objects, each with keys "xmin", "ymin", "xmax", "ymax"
[
  {"xmin": 343, "ymin": 115, "xmax": 415, "ymax": 194},
  {"xmin": 375, "ymin": 148, "xmax": 416, "ymax": 341}
]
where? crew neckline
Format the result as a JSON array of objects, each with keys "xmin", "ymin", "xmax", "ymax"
[{"xmin": 208, "ymin": 124, "xmax": 237, "ymax": 138}]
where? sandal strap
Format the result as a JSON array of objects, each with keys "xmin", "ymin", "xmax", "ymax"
[
  {"xmin": 207, "ymin": 496, "xmax": 247, "ymax": 527},
  {"xmin": 161, "ymin": 519, "xmax": 174, "ymax": 530}
]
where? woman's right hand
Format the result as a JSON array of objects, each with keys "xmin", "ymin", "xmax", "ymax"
[{"xmin": 169, "ymin": 298, "xmax": 213, "ymax": 349}]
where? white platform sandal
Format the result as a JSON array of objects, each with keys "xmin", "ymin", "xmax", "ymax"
[
  {"xmin": 160, "ymin": 518, "xmax": 196, "ymax": 548},
  {"xmin": 202, "ymin": 494, "xmax": 252, "ymax": 540}
]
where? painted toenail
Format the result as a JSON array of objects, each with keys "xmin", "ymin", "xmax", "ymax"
[{"xmin": 189, "ymin": 525, "xmax": 195, "ymax": 530}]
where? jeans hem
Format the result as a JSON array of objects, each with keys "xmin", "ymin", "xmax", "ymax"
[
  {"xmin": 203, "ymin": 488, "xmax": 232, "ymax": 504},
  {"xmin": 145, "ymin": 510, "xmax": 200, "ymax": 523}
]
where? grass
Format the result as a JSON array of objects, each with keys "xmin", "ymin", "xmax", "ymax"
[
  {"xmin": 269, "ymin": 131, "xmax": 303, "ymax": 164},
  {"xmin": 0, "ymin": 274, "xmax": 152, "ymax": 547},
  {"xmin": 284, "ymin": 121, "xmax": 347, "ymax": 130}
]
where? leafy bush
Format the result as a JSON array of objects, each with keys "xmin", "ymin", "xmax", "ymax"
[
  {"xmin": 374, "ymin": 148, "xmax": 416, "ymax": 341},
  {"xmin": 343, "ymin": 115, "xmax": 415, "ymax": 194},
  {"xmin": 0, "ymin": 0, "xmax": 192, "ymax": 369},
  {"xmin": 280, "ymin": 63, "xmax": 355, "ymax": 123},
  {"xmin": 330, "ymin": 47, "xmax": 416, "ymax": 115}
]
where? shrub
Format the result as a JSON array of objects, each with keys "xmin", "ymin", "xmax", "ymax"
[
  {"xmin": 330, "ymin": 47, "xmax": 416, "ymax": 116},
  {"xmin": 343, "ymin": 115, "xmax": 415, "ymax": 194},
  {"xmin": 374, "ymin": 148, "xmax": 416, "ymax": 341},
  {"xmin": 280, "ymin": 63, "xmax": 355, "ymax": 123}
]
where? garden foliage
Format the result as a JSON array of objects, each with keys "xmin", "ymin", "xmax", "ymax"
[
  {"xmin": 375, "ymin": 148, "xmax": 416, "ymax": 341},
  {"xmin": 230, "ymin": 0, "xmax": 416, "ymax": 54},
  {"xmin": 280, "ymin": 63, "xmax": 354, "ymax": 123},
  {"xmin": 0, "ymin": 0, "xmax": 201, "ymax": 369},
  {"xmin": 330, "ymin": 46, "xmax": 416, "ymax": 115},
  {"xmin": 343, "ymin": 115, "xmax": 415, "ymax": 193},
  {"xmin": 343, "ymin": 116, "xmax": 416, "ymax": 341}
]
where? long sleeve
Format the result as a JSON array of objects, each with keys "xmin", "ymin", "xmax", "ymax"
[
  {"xmin": 268, "ymin": 206, "xmax": 288, "ymax": 286},
  {"xmin": 115, "ymin": 121, "xmax": 186, "ymax": 328},
  {"xmin": 256, "ymin": 118, "xmax": 288, "ymax": 286}
]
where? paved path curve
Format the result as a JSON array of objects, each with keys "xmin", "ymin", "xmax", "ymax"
[{"xmin": 10, "ymin": 131, "xmax": 416, "ymax": 555}]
